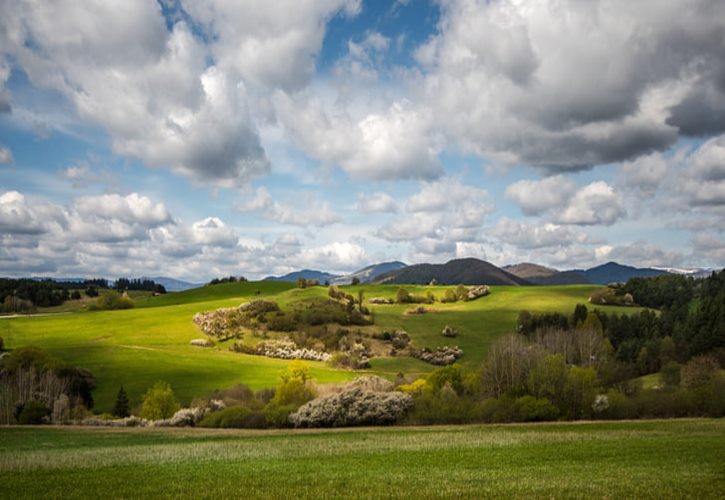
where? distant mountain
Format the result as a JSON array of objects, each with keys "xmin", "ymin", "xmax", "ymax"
[
  {"xmin": 582, "ymin": 262, "xmax": 671, "ymax": 285},
  {"xmin": 654, "ymin": 267, "xmax": 718, "ymax": 280},
  {"xmin": 145, "ymin": 277, "xmax": 201, "ymax": 292},
  {"xmin": 332, "ymin": 261, "xmax": 408, "ymax": 285},
  {"xmin": 264, "ymin": 269, "xmax": 341, "ymax": 283},
  {"xmin": 374, "ymin": 258, "xmax": 530, "ymax": 286},
  {"xmin": 502, "ymin": 261, "xmax": 678, "ymax": 286},
  {"xmin": 502, "ymin": 263, "xmax": 558, "ymax": 280},
  {"xmin": 503, "ymin": 264, "xmax": 591, "ymax": 285}
]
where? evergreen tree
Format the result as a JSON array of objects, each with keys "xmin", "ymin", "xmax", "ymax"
[{"xmin": 112, "ymin": 385, "xmax": 131, "ymax": 418}]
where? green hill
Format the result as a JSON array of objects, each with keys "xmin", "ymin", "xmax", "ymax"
[{"xmin": 2, "ymin": 282, "xmax": 639, "ymax": 412}]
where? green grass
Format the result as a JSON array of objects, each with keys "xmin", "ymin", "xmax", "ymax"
[
  {"xmin": 2, "ymin": 282, "xmax": 641, "ymax": 412},
  {"xmin": 1, "ymin": 419, "xmax": 723, "ymax": 498}
]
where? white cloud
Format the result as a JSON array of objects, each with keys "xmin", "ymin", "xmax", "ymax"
[
  {"xmin": 275, "ymin": 93, "xmax": 443, "ymax": 181},
  {"xmin": 505, "ymin": 176, "xmax": 577, "ymax": 216},
  {"xmin": 356, "ymin": 192, "xmax": 398, "ymax": 213},
  {"xmin": 409, "ymin": 0, "xmax": 725, "ymax": 170},
  {"xmin": 617, "ymin": 152, "xmax": 669, "ymax": 198},
  {"xmin": 0, "ymin": 145, "xmax": 12, "ymax": 164},
  {"xmin": 297, "ymin": 241, "xmax": 366, "ymax": 271},
  {"xmin": 493, "ymin": 217, "xmax": 588, "ymax": 249},
  {"xmin": 236, "ymin": 187, "xmax": 340, "ymax": 227},
  {"xmin": 183, "ymin": 0, "xmax": 360, "ymax": 91},
  {"xmin": 557, "ymin": 181, "xmax": 627, "ymax": 226}
]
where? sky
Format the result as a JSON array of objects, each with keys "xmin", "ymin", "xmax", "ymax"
[{"xmin": 1, "ymin": 0, "xmax": 725, "ymax": 281}]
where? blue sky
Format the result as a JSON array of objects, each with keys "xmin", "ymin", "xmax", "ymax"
[{"xmin": 1, "ymin": 0, "xmax": 724, "ymax": 280}]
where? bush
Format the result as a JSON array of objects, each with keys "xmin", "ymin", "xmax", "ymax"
[
  {"xmin": 90, "ymin": 291, "xmax": 133, "ymax": 310},
  {"xmin": 681, "ymin": 355, "xmax": 720, "ymax": 388},
  {"xmin": 290, "ymin": 386, "xmax": 413, "ymax": 427},
  {"xmin": 660, "ymin": 361, "xmax": 682, "ymax": 387},
  {"xmin": 198, "ymin": 406, "xmax": 267, "ymax": 428},
  {"xmin": 396, "ymin": 288, "xmax": 412, "ymax": 304},
  {"xmin": 17, "ymin": 400, "xmax": 50, "ymax": 424},
  {"xmin": 328, "ymin": 352, "xmax": 370, "ymax": 369},
  {"xmin": 139, "ymin": 381, "xmax": 180, "ymax": 420},
  {"xmin": 515, "ymin": 396, "xmax": 559, "ymax": 422}
]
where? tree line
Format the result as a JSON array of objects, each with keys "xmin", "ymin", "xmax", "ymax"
[{"xmin": 0, "ymin": 277, "xmax": 165, "ymax": 312}]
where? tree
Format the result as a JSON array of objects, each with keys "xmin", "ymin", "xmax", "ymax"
[
  {"xmin": 297, "ymin": 277, "xmax": 307, "ymax": 289},
  {"xmin": 112, "ymin": 385, "xmax": 131, "ymax": 418},
  {"xmin": 351, "ymin": 277, "xmax": 360, "ymax": 286},
  {"xmin": 396, "ymin": 288, "xmax": 411, "ymax": 304},
  {"xmin": 85, "ymin": 286, "xmax": 99, "ymax": 297},
  {"xmin": 572, "ymin": 304, "xmax": 588, "ymax": 327},
  {"xmin": 70, "ymin": 290, "xmax": 81, "ymax": 300},
  {"xmin": 139, "ymin": 381, "xmax": 179, "ymax": 420}
]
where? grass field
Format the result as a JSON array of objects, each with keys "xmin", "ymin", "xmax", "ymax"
[
  {"xmin": 1, "ymin": 282, "xmax": 640, "ymax": 412},
  {"xmin": 0, "ymin": 419, "xmax": 723, "ymax": 498}
]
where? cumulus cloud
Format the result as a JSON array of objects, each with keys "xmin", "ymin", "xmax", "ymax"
[
  {"xmin": 617, "ymin": 152, "xmax": 670, "ymax": 198},
  {"xmin": 297, "ymin": 241, "xmax": 367, "ymax": 270},
  {"xmin": 376, "ymin": 178, "xmax": 493, "ymax": 254},
  {"xmin": 275, "ymin": 94, "xmax": 443, "ymax": 181},
  {"xmin": 493, "ymin": 218, "xmax": 588, "ymax": 249},
  {"xmin": 184, "ymin": 0, "xmax": 360, "ymax": 91},
  {"xmin": 506, "ymin": 177, "xmax": 626, "ymax": 226},
  {"xmin": 505, "ymin": 176, "xmax": 577, "ymax": 216},
  {"xmin": 557, "ymin": 181, "xmax": 627, "ymax": 226},
  {"xmin": 356, "ymin": 192, "xmax": 398, "ymax": 213},
  {"xmin": 0, "ymin": 189, "xmax": 372, "ymax": 279},
  {"xmin": 409, "ymin": 0, "xmax": 725, "ymax": 171},
  {"xmin": 0, "ymin": 0, "xmax": 364, "ymax": 186},
  {"xmin": 236, "ymin": 187, "xmax": 340, "ymax": 227}
]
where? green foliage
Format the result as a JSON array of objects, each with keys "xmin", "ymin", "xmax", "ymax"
[
  {"xmin": 112, "ymin": 386, "xmax": 131, "ymax": 418},
  {"xmin": 515, "ymin": 395, "xmax": 559, "ymax": 421},
  {"xmin": 17, "ymin": 400, "xmax": 50, "ymax": 425},
  {"xmin": 351, "ymin": 277, "xmax": 360, "ymax": 286},
  {"xmin": 139, "ymin": 381, "xmax": 180, "ymax": 420},
  {"xmin": 90, "ymin": 291, "xmax": 134, "ymax": 310},
  {"xmin": 680, "ymin": 355, "xmax": 720, "ymax": 388},
  {"xmin": 396, "ymin": 287, "xmax": 412, "ymax": 304},
  {"xmin": 441, "ymin": 288, "xmax": 458, "ymax": 303},
  {"xmin": 198, "ymin": 406, "xmax": 267, "ymax": 428},
  {"xmin": 426, "ymin": 365, "xmax": 464, "ymax": 394}
]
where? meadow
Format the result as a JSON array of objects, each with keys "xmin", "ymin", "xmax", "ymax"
[
  {"xmin": 1, "ymin": 419, "xmax": 723, "ymax": 498},
  {"xmin": 1, "ymin": 282, "xmax": 638, "ymax": 412}
]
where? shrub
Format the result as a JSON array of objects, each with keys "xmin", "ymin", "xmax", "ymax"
[
  {"xmin": 441, "ymin": 325, "xmax": 457, "ymax": 337},
  {"xmin": 199, "ymin": 406, "xmax": 268, "ymax": 428},
  {"xmin": 515, "ymin": 395, "xmax": 559, "ymax": 421},
  {"xmin": 290, "ymin": 387, "xmax": 413, "ymax": 427},
  {"xmin": 90, "ymin": 291, "xmax": 134, "ymax": 310},
  {"xmin": 681, "ymin": 355, "xmax": 720, "ymax": 388},
  {"xmin": 328, "ymin": 352, "xmax": 369, "ymax": 370},
  {"xmin": 396, "ymin": 288, "xmax": 412, "ymax": 304},
  {"xmin": 660, "ymin": 361, "xmax": 682, "ymax": 387},
  {"xmin": 139, "ymin": 381, "xmax": 180, "ymax": 420},
  {"xmin": 441, "ymin": 289, "xmax": 458, "ymax": 303},
  {"xmin": 17, "ymin": 400, "xmax": 50, "ymax": 424}
]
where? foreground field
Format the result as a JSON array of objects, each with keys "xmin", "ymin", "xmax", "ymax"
[
  {"xmin": 2, "ymin": 282, "xmax": 637, "ymax": 411},
  {"xmin": 1, "ymin": 419, "xmax": 723, "ymax": 498}
]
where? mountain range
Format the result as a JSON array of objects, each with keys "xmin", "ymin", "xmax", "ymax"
[{"xmin": 263, "ymin": 261, "xmax": 407, "ymax": 285}]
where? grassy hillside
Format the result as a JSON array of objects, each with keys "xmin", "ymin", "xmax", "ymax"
[
  {"xmin": 1, "ymin": 420, "xmax": 723, "ymax": 498},
  {"xmin": 2, "ymin": 282, "xmax": 640, "ymax": 412}
]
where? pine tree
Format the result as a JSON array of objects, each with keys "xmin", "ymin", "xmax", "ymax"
[{"xmin": 112, "ymin": 385, "xmax": 131, "ymax": 418}]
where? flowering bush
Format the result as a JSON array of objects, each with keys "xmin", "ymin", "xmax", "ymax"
[{"xmin": 290, "ymin": 378, "xmax": 413, "ymax": 427}]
